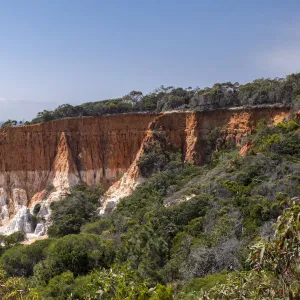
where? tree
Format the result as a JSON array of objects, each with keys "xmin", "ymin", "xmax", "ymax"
[
  {"xmin": 1, "ymin": 120, "xmax": 18, "ymax": 129},
  {"xmin": 0, "ymin": 268, "xmax": 38, "ymax": 300},
  {"xmin": 201, "ymin": 199, "xmax": 300, "ymax": 299},
  {"xmin": 71, "ymin": 265, "xmax": 173, "ymax": 300},
  {"xmin": 122, "ymin": 90, "xmax": 143, "ymax": 104}
]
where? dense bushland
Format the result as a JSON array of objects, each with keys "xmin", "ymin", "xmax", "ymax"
[{"xmin": 47, "ymin": 184, "xmax": 104, "ymax": 237}]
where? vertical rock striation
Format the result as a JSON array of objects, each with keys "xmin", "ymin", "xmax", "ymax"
[
  {"xmin": 0, "ymin": 107, "xmax": 290, "ymax": 234},
  {"xmin": 0, "ymin": 114, "xmax": 157, "ymax": 234},
  {"xmin": 100, "ymin": 107, "xmax": 290, "ymax": 212}
]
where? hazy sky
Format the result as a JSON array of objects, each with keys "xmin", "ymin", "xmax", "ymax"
[{"xmin": 1, "ymin": 0, "xmax": 300, "ymax": 120}]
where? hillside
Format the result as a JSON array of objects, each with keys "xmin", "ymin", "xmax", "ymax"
[
  {"xmin": 0, "ymin": 74, "xmax": 299, "ymax": 299},
  {"xmin": 0, "ymin": 107, "xmax": 289, "ymax": 236}
]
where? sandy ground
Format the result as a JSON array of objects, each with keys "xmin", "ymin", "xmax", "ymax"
[{"xmin": 22, "ymin": 234, "xmax": 48, "ymax": 245}]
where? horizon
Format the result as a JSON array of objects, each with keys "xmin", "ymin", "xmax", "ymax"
[{"xmin": 1, "ymin": 0, "xmax": 300, "ymax": 120}]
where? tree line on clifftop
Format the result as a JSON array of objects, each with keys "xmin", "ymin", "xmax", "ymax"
[{"xmin": 1, "ymin": 73, "xmax": 300, "ymax": 129}]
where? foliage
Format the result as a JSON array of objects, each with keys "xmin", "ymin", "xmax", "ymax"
[
  {"xmin": 81, "ymin": 218, "xmax": 112, "ymax": 235},
  {"xmin": 248, "ymin": 199, "xmax": 300, "ymax": 297},
  {"xmin": 0, "ymin": 239, "xmax": 52, "ymax": 277},
  {"xmin": 198, "ymin": 200, "xmax": 300, "ymax": 299},
  {"xmin": 0, "ymin": 268, "xmax": 38, "ymax": 300},
  {"xmin": 32, "ymin": 265, "xmax": 172, "ymax": 300},
  {"xmin": 73, "ymin": 265, "xmax": 173, "ymax": 300},
  {"xmin": 0, "ymin": 231, "xmax": 26, "ymax": 252},
  {"xmin": 1, "ymin": 106, "xmax": 300, "ymax": 298},
  {"xmin": 115, "ymin": 164, "xmax": 201, "ymax": 220},
  {"xmin": 199, "ymin": 270, "xmax": 282, "ymax": 299},
  {"xmin": 179, "ymin": 271, "xmax": 228, "ymax": 299},
  {"xmin": 33, "ymin": 234, "xmax": 115, "ymax": 285},
  {"xmin": 48, "ymin": 184, "xmax": 104, "ymax": 237},
  {"xmin": 34, "ymin": 271, "xmax": 75, "ymax": 300},
  {"xmin": 137, "ymin": 131, "xmax": 183, "ymax": 178},
  {"xmin": 0, "ymin": 120, "xmax": 19, "ymax": 129},
  {"xmin": 252, "ymin": 116, "xmax": 300, "ymax": 160},
  {"xmin": 27, "ymin": 73, "xmax": 300, "ymax": 125}
]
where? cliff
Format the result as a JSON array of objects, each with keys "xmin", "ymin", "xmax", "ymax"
[
  {"xmin": 0, "ymin": 107, "xmax": 290, "ymax": 235},
  {"xmin": 101, "ymin": 107, "xmax": 290, "ymax": 212}
]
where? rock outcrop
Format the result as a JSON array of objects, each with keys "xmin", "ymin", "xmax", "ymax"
[
  {"xmin": 0, "ymin": 107, "xmax": 290, "ymax": 234},
  {"xmin": 100, "ymin": 107, "xmax": 290, "ymax": 212}
]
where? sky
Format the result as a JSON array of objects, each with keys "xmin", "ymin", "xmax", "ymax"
[{"xmin": 1, "ymin": 0, "xmax": 300, "ymax": 120}]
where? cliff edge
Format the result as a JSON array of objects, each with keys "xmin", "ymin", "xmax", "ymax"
[{"xmin": 0, "ymin": 107, "xmax": 290, "ymax": 235}]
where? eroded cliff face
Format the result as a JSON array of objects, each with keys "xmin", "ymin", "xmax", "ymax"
[
  {"xmin": 0, "ymin": 107, "xmax": 290, "ymax": 235},
  {"xmin": 100, "ymin": 108, "xmax": 290, "ymax": 212},
  {"xmin": 0, "ymin": 114, "xmax": 156, "ymax": 234}
]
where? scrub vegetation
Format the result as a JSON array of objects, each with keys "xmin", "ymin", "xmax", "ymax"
[{"xmin": 1, "ymin": 73, "xmax": 300, "ymax": 128}]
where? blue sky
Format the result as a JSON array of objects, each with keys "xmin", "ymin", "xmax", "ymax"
[{"xmin": 1, "ymin": 0, "xmax": 300, "ymax": 120}]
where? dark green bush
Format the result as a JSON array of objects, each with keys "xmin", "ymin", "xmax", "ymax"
[
  {"xmin": 137, "ymin": 131, "xmax": 183, "ymax": 178},
  {"xmin": 33, "ymin": 234, "xmax": 115, "ymax": 285},
  {"xmin": 181, "ymin": 271, "xmax": 228, "ymax": 294},
  {"xmin": 81, "ymin": 218, "xmax": 112, "ymax": 235},
  {"xmin": 48, "ymin": 184, "xmax": 104, "ymax": 237},
  {"xmin": 33, "ymin": 203, "xmax": 41, "ymax": 215},
  {"xmin": 0, "ymin": 239, "xmax": 52, "ymax": 277}
]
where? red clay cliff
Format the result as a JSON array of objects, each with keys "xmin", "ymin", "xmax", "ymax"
[{"xmin": 0, "ymin": 107, "xmax": 290, "ymax": 230}]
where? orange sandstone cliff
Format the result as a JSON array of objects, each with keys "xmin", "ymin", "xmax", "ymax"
[{"xmin": 0, "ymin": 107, "xmax": 290, "ymax": 235}]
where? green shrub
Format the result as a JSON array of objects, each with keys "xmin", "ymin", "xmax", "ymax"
[
  {"xmin": 184, "ymin": 217, "xmax": 204, "ymax": 236},
  {"xmin": 201, "ymin": 202, "xmax": 300, "ymax": 298},
  {"xmin": 72, "ymin": 265, "xmax": 172, "ymax": 300},
  {"xmin": 34, "ymin": 271, "xmax": 75, "ymax": 300},
  {"xmin": 0, "ymin": 268, "xmax": 37, "ymax": 299},
  {"xmin": 137, "ymin": 131, "xmax": 183, "ymax": 178},
  {"xmin": 33, "ymin": 203, "xmax": 41, "ymax": 215},
  {"xmin": 3, "ymin": 231, "xmax": 26, "ymax": 247},
  {"xmin": 180, "ymin": 271, "xmax": 228, "ymax": 296},
  {"xmin": 33, "ymin": 234, "xmax": 115, "ymax": 284},
  {"xmin": 48, "ymin": 184, "xmax": 104, "ymax": 237},
  {"xmin": 167, "ymin": 195, "xmax": 210, "ymax": 228},
  {"xmin": 0, "ymin": 239, "xmax": 52, "ymax": 277},
  {"xmin": 81, "ymin": 218, "xmax": 112, "ymax": 235}
]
